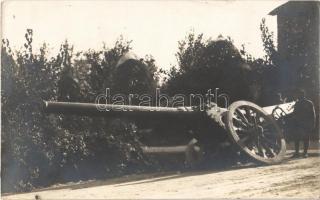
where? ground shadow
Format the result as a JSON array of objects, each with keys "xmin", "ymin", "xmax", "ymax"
[
  {"xmin": 51, "ymin": 150, "xmax": 320, "ymax": 190},
  {"xmin": 5, "ymin": 150, "xmax": 319, "ymax": 195},
  {"xmin": 31, "ymin": 160, "xmax": 260, "ymax": 191}
]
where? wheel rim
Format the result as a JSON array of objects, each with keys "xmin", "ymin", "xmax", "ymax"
[{"xmin": 226, "ymin": 101, "xmax": 286, "ymax": 164}]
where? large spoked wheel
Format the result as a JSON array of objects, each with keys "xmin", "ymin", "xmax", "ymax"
[{"xmin": 226, "ymin": 101, "xmax": 286, "ymax": 164}]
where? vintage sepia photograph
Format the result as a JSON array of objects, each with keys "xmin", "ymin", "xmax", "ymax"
[{"xmin": 1, "ymin": 0, "xmax": 319, "ymax": 199}]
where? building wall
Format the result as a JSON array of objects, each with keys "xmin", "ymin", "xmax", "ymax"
[
  {"xmin": 277, "ymin": 3, "xmax": 319, "ymax": 93},
  {"xmin": 274, "ymin": 2, "xmax": 319, "ymax": 139}
]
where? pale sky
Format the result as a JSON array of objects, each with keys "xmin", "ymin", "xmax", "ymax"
[{"xmin": 2, "ymin": 0, "xmax": 285, "ymax": 69}]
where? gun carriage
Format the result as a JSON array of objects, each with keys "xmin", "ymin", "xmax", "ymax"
[{"xmin": 43, "ymin": 99, "xmax": 290, "ymax": 165}]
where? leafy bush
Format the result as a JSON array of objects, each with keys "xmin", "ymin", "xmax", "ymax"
[{"xmin": 1, "ymin": 30, "xmax": 159, "ymax": 193}]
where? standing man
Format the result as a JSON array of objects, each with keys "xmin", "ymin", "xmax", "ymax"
[{"xmin": 291, "ymin": 88, "xmax": 316, "ymax": 158}]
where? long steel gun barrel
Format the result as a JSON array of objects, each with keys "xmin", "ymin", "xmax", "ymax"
[{"xmin": 42, "ymin": 101, "xmax": 202, "ymax": 119}]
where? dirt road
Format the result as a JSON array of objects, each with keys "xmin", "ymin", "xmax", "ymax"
[{"xmin": 3, "ymin": 150, "xmax": 320, "ymax": 199}]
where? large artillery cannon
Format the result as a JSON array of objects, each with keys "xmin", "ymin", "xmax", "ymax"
[{"xmin": 43, "ymin": 100, "xmax": 288, "ymax": 165}]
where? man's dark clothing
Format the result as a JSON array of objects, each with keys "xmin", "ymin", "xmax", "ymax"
[
  {"xmin": 291, "ymin": 97, "xmax": 315, "ymax": 155},
  {"xmin": 293, "ymin": 98, "xmax": 316, "ymax": 131}
]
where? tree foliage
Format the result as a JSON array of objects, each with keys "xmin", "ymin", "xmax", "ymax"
[{"xmin": 164, "ymin": 32, "xmax": 253, "ymax": 104}]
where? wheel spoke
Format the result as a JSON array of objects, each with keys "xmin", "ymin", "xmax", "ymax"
[
  {"xmin": 261, "ymin": 142, "xmax": 276, "ymax": 157},
  {"xmin": 260, "ymin": 135, "xmax": 280, "ymax": 150},
  {"xmin": 244, "ymin": 107, "xmax": 254, "ymax": 124},
  {"xmin": 260, "ymin": 120, "xmax": 271, "ymax": 127},
  {"xmin": 252, "ymin": 114, "xmax": 258, "ymax": 127},
  {"xmin": 260, "ymin": 121, "xmax": 276, "ymax": 134},
  {"xmin": 234, "ymin": 127, "xmax": 248, "ymax": 133},
  {"xmin": 235, "ymin": 108, "xmax": 250, "ymax": 126},
  {"xmin": 256, "ymin": 138, "xmax": 265, "ymax": 158},
  {"xmin": 233, "ymin": 117, "xmax": 249, "ymax": 129},
  {"xmin": 255, "ymin": 112, "xmax": 271, "ymax": 126}
]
